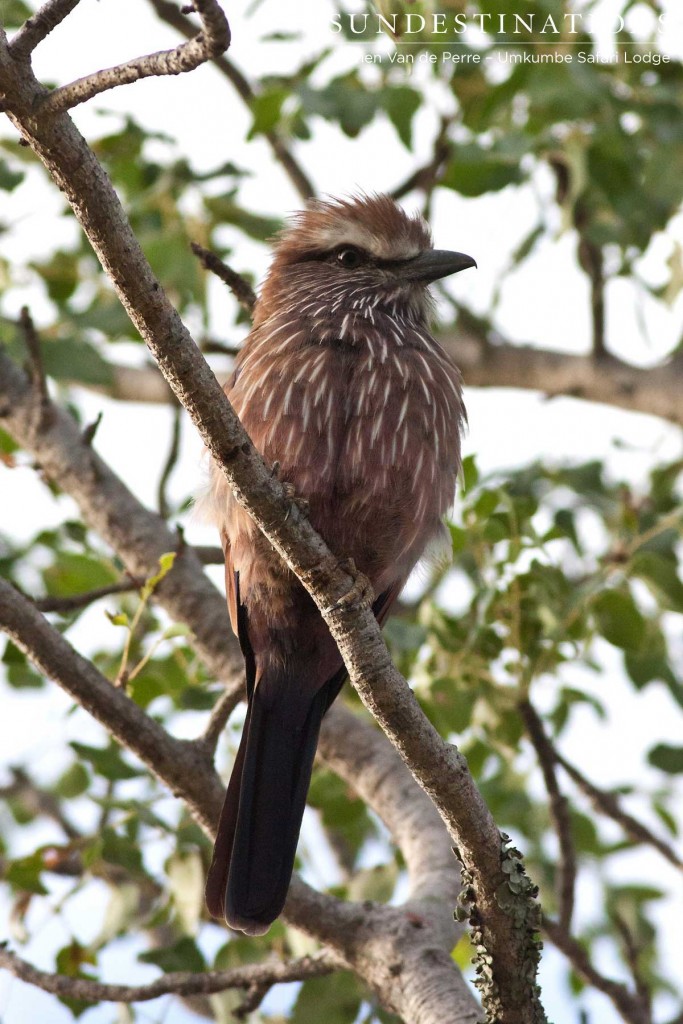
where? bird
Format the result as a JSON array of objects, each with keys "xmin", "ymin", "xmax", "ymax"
[{"xmin": 201, "ymin": 192, "xmax": 475, "ymax": 935}]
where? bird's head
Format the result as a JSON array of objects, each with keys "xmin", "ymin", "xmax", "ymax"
[{"xmin": 255, "ymin": 193, "xmax": 476, "ymax": 327}]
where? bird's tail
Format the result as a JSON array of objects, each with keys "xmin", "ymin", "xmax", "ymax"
[{"xmin": 205, "ymin": 665, "xmax": 343, "ymax": 935}]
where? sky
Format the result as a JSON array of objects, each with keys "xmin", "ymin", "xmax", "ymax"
[{"xmin": 0, "ymin": 1, "xmax": 682, "ymax": 1022}]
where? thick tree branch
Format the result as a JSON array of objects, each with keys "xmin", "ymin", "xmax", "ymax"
[
  {"xmin": 32, "ymin": 0, "xmax": 230, "ymax": 115},
  {"xmin": 0, "ymin": 348, "xmax": 244, "ymax": 694},
  {"xmin": 448, "ymin": 329, "xmax": 683, "ymax": 426},
  {"xmin": 0, "ymin": 945, "xmax": 338, "ymax": 1005},
  {"xmin": 0, "ymin": 578, "xmax": 224, "ymax": 833}
]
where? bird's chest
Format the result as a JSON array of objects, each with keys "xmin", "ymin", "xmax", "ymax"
[{"xmin": 232, "ymin": 327, "xmax": 460, "ymax": 508}]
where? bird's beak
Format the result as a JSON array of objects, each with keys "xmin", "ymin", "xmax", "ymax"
[{"xmin": 401, "ymin": 249, "xmax": 477, "ymax": 284}]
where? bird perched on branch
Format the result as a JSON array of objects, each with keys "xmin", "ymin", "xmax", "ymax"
[{"xmin": 203, "ymin": 193, "xmax": 475, "ymax": 935}]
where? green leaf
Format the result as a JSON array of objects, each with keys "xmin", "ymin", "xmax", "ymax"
[
  {"xmin": 43, "ymin": 552, "xmax": 118, "ymax": 598},
  {"xmin": 2, "ymin": 640, "xmax": 44, "ymax": 689},
  {"xmin": 348, "ymin": 862, "xmax": 399, "ymax": 902},
  {"xmin": 442, "ymin": 142, "xmax": 525, "ymax": 197},
  {"xmin": 204, "ymin": 193, "xmax": 282, "ymax": 242},
  {"xmin": 298, "ymin": 74, "xmax": 379, "ymax": 138},
  {"xmin": 248, "ymin": 87, "xmax": 289, "ymax": 137},
  {"xmin": 630, "ymin": 550, "xmax": 683, "ymax": 612},
  {"xmin": 0, "ymin": 158, "xmax": 24, "ymax": 191},
  {"xmin": 139, "ymin": 936, "xmax": 206, "ymax": 973},
  {"xmin": 592, "ymin": 589, "xmax": 646, "ymax": 650},
  {"xmin": 0, "ymin": 1, "xmax": 33, "ymax": 29},
  {"xmin": 70, "ymin": 741, "xmax": 141, "ymax": 781},
  {"xmin": 53, "ymin": 762, "xmax": 90, "ymax": 799},
  {"xmin": 461, "ymin": 454, "xmax": 479, "ymax": 493},
  {"xmin": 648, "ymin": 744, "xmax": 683, "ymax": 775},
  {"xmin": 292, "ymin": 971, "xmax": 363, "ymax": 1024},
  {"xmin": 100, "ymin": 827, "xmax": 144, "ymax": 874},
  {"xmin": 381, "ymin": 86, "xmax": 421, "ymax": 148},
  {"xmin": 5, "ymin": 851, "xmax": 48, "ymax": 894},
  {"xmin": 40, "ymin": 338, "xmax": 114, "ymax": 387},
  {"xmin": 167, "ymin": 850, "xmax": 204, "ymax": 935}
]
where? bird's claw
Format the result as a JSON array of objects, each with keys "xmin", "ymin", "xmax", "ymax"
[
  {"xmin": 282, "ymin": 480, "xmax": 310, "ymax": 518},
  {"xmin": 325, "ymin": 558, "xmax": 373, "ymax": 614}
]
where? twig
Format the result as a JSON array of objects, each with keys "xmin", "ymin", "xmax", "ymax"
[
  {"xmin": 0, "ymin": 577, "xmax": 224, "ymax": 834},
  {"xmin": 577, "ymin": 235, "xmax": 606, "ymax": 360},
  {"xmin": 34, "ymin": 577, "xmax": 144, "ymax": 614},
  {"xmin": 0, "ymin": 945, "xmax": 338, "ymax": 1005},
  {"xmin": 10, "ymin": 0, "xmax": 82, "ymax": 61},
  {"xmin": 192, "ymin": 544, "xmax": 224, "ymax": 565},
  {"xmin": 543, "ymin": 917, "xmax": 650, "ymax": 1024},
  {"xmin": 147, "ymin": 0, "xmax": 316, "ymax": 201},
  {"xmin": 200, "ymin": 338, "xmax": 241, "ymax": 357},
  {"xmin": 19, "ymin": 307, "xmax": 51, "ymax": 425},
  {"xmin": 158, "ymin": 404, "xmax": 182, "ymax": 519},
  {"xmin": 191, "ymin": 242, "xmax": 257, "ymax": 314},
  {"xmin": 613, "ymin": 915, "xmax": 653, "ymax": 1022},
  {"xmin": 81, "ymin": 410, "xmax": 103, "ymax": 446},
  {"xmin": 554, "ymin": 751, "xmax": 683, "ymax": 870},
  {"xmin": 38, "ymin": 0, "xmax": 230, "ymax": 115},
  {"xmin": 200, "ymin": 682, "xmax": 245, "ymax": 757},
  {"xmin": 0, "ymin": 766, "xmax": 80, "ymax": 840},
  {"xmin": 391, "ymin": 115, "xmax": 453, "ymax": 202},
  {"xmin": 519, "ymin": 700, "xmax": 576, "ymax": 931}
]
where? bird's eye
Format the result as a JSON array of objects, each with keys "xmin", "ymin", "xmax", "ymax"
[{"xmin": 336, "ymin": 246, "xmax": 364, "ymax": 269}]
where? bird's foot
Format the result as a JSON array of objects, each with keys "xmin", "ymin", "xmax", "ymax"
[
  {"xmin": 281, "ymin": 480, "xmax": 310, "ymax": 517},
  {"xmin": 325, "ymin": 558, "xmax": 373, "ymax": 614}
]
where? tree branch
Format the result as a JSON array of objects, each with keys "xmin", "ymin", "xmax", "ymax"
[
  {"xmin": 191, "ymin": 241, "xmax": 257, "ymax": 314},
  {"xmin": 0, "ymin": 766, "xmax": 80, "ymax": 841},
  {"xmin": 36, "ymin": 0, "xmax": 231, "ymax": 115},
  {"xmin": 543, "ymin": 917, "xmax": 651, "ymax": 1024},
  {"xmin": 448, "ymin": 328, "xmax": 683, "ymax": 426},
  {"xmin": 157, "ymin": 402, "xmax": 182, "ymax": 518},
  {"xmin": 519, "ymin": 700, "xmax": 576, "ymax": 931},
  {"xmin": 0, "ymin": 577, "xmax": 224, "ymax": 834},
  {"xmin": 554, "ymin": 750, "xmax": 683, "ymax": 870},
  {"xmin": 0, "ymin": 945, "xmax": 338, "ymax": 1005},
  {"xmin": 9, "ymin": 0, "xmax": 82, "ymax": 61}
]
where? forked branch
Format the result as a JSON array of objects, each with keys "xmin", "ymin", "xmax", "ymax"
[{"xmin": 34, "ymin": 0, "xmax": 230, "ymax": 115}]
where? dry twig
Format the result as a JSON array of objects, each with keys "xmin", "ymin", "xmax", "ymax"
[
  {"xmin": 191, "ymin": 241, "xmax": 257, "ymax": 314},
  {"xmin": 38, "ymin": 0, "xmax": 231, "ymax": 115},
  {"xmin": 519, "ymin": 700, "xmax": 577, "ymax": 931},
  {"xmin": 0, "ymin": 945, "xmax": 338, "ymax": 1005}
]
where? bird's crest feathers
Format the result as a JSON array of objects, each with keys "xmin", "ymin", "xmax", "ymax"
[{"xmin": 272, "ymin": 192, "xmax": 433, "ymax": 263}]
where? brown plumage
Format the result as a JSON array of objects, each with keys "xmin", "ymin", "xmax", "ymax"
[{"xmin": 202, "ymin": 193, "xmax": 475, "ymax": 935}]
